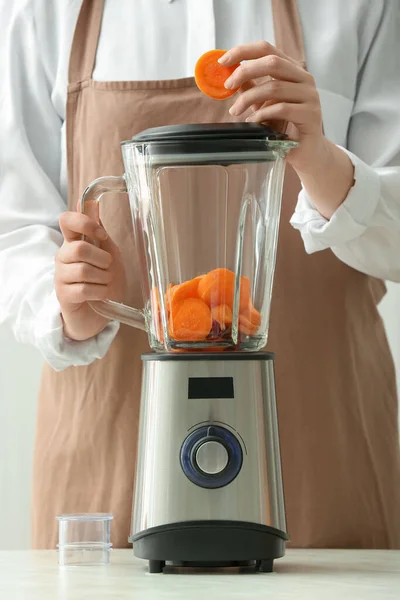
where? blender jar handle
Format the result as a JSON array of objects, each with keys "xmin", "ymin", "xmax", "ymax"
[{"xmin": 79, "ymin": 175, "xmax": 146, "ymax": 331}]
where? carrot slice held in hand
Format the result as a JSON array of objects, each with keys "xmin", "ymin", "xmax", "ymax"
[
  {"xmin": 195, "ymin": 50, "xmax": 240, "ymax": 100},
  {"xmin": 169, "ymin": 298, "xmax": 212, "ymax": 341}
]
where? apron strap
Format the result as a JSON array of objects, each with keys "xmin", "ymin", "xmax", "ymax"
[
  {"xmin": 271, "ymin": 0, "xmax": 308, "ymax": 135},
  {"xmin": 271, "ymin": 0, "xmax": 306, "ymax": 66},
  {"xmin": 68, "ymin": 0, "xmax": 105, "ymax": 84}
]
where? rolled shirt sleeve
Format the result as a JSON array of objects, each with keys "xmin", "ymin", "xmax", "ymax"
[{"xmin": 290, "ymin": 0, "xmax": 400, "ymax": 283}]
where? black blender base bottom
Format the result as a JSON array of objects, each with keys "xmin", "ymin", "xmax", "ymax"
[
  {"xmin": 148, "ymin": 558, "xmax": 274, "ymax": 574},
  {"xmin": 130, "ymin": 520, "xmax": 288, "ymax": 574}
]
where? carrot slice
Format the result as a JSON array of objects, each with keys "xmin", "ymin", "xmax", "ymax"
[
  {"xmin": 211, "ymin": 304, "xmax": 233, "ymax": 329},
  {"xmin": 198, "ymin": 268, "xmax": 235, "ymax": 308},
  {"xmin": 174, "ymin": 347, "xmax": 224, "ymax": 353},
  {"xmin": 239, "ymin": 313, "xmax": 259, "ymax": 336},
  {"xmin": 164, "ymin": 283, "xmax": 177, "ymax": 313},
  {"xmin": 241, "ymin": 300, "xmax": 261, "ymax": 327},
  {"xmin": 195, "ymin": 50, "xmax": 240, "ymax": 100},
  {"xmin": 198, "ymin": 269, "xmax": 252, "ymax": 312},
  {"xmin": 239, "ymin": 276, "xmax": 251, "ymax": 311},
  {"xmin": 169, "ymin": 298, "xmax": 212, "ymax": 341},
  {"xmin": 170, "ymin": 275, "xmax": 203, "ymax": 308}
]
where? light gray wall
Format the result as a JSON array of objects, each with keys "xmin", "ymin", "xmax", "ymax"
[{"xmin": 0, "ymin": 328, "xmax": 41, "ymax": 549}]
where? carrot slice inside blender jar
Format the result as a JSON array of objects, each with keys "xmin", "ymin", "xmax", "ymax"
[
  {"xmin": 238, "ymin": 313, "xmax": 259, "ymax": 336},
  {"xmin": 164, "ymin": 284, "xmax": 176, "ymax": 313},
  {"xmin": 169, "ymin": 298, "xmax": 212, "ymax": 341},
  {"xmin": 198, "ymin": 268, "xmax": 235, "ymax": 309},
  {"xmin": 239, "ymin": 276, "xmax": 251, "ymax": 311},
  {"xmin": 211, "ymin": 304, "xmax": 233, "ymax": 328},
  {"xmin": 241, "ymin": 300, "xmax": 261, "ymax": 327},
  {"xmin": 169, "ymin": 276, "xmax": 203, "ymax": 308}
]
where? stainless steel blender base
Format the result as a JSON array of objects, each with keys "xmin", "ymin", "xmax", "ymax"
[{"xmin": 131, "ymin": 352, "xmax": 288, "ymax": 573}]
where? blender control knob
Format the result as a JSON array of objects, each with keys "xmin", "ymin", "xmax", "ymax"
[
  {"xmin": 180, "ymin": 425, "xmax": 243, "ymax": 489},
  {"xmin": 195, "ymin": 440, "xmax": 229, "ymax": 475}
]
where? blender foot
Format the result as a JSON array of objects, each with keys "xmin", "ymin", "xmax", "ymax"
[
  {"xmin": 258, "ymin": 559, "xmax": 274, "ymax": 573},
  {"xmin": 148, "ymin": 560, "xmax": 165, "ymax": 573}
]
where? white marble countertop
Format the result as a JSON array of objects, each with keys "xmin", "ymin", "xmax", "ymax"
[{"xmin": 0, "ymin": 549, "xmax": 399, "ymax": 599}]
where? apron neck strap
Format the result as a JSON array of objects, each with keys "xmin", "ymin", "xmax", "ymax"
[
  {"xmin": 68, "ymin": 0, "xmax": 105, "ymax": 84},
  {"xmin": 271, "ymin": 0, "xmax": 306, "ymax": 66}
]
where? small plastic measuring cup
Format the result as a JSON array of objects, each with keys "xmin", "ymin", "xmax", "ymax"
[{"xmin": 56, "ymin": 513, "xmax": 113, "ymax": 566}]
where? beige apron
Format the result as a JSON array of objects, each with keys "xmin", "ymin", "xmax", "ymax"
[{"xmin": 32, "ymin": 0, "xmax": 400, "ymax": 549}]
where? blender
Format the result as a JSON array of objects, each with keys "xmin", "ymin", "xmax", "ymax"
[{"xmin": 80, "ymin": 123, "xmax": 297, "ymax": 573}]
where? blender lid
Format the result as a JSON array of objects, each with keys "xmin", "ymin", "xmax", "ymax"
[
  {"xmin": 126, "ymin": 123, "xmax": 296, "ymax": 164},
  {"xmin": 131, "ymin": 122, "xmax": 288, "ymax": 143}
]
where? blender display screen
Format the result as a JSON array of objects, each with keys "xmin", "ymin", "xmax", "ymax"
[{"xmin": 188, "ymin": 377, "xmax": 234, "ymax": 399}]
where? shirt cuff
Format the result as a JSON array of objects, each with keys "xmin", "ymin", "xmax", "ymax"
[
  {"xmin": 33, "ymin": 289, "xmax": 120, "ymax": 372},
  {"xmin": 289, "ymin": 146, "xmax": 381, "ymax": 253}
]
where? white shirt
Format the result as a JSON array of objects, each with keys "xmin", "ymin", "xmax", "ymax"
[{"xmin": 0, "ymin": 0, "xmax": 400, "ymax": 371}]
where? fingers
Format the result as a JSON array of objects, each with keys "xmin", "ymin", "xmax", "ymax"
[
  {"xmin": 55, "ymin": 243, "xmax": 114, "ymax": 304},
  {"xmin": 56, "ymin": 262, "xmax": 113, "ymax": 285},
  {"xmin": 59, "ymin": 211, "xmax": 108, "ymax": 243},
  {"xmin": 225, "ymin": 55, "xmax": 311, "ymax": 90},
  {"xmin": 56, "ymin": 211, "xmax": 123, "ymax": 310},
  {"xmin": 219, "ymin": 41, "xmax": 299, "ymax": 67},
  {"xmin": 56, "ymin": 282, "xmax": 110, "ymax": 305},
  {"xmin": 245, "ymin": 102, "xmax": 322, "ymax": 134},
  {"xmin": 238, "ymin": 80, "xmax": 270, "ymax": 113},
  {"xmin": 234, "ymin": 79, "xmax": 263, "ymax": 112},
  {"xmin": 230, "ymin": 81, "xmax": 313, "ymax": 117},
  {"xmin": 57, "ymin": 240, "xmax": 113, "ymax": 269}
]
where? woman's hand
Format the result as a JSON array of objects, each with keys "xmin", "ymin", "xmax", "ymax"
[
  {"xmin": 220, "ymin": 42, "xmax": 355, "ymax": 219},
  {"xmin": 55, "ymin": 211, "xmax": 126, "ymax": 341}
]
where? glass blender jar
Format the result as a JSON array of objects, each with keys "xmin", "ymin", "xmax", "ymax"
[{"xmin": 80, "ymin": 123, "xmax": 297, "ymax": 352}]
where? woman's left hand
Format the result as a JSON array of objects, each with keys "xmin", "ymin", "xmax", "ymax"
[{"xmin": 219, "ymin": 41, "xmax": 355, "ymax": 219}]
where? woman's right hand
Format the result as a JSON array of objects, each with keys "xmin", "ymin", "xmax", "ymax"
[{"xmin": 55, "ymin": 211, "xmax": 126, "ymax": 341}]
